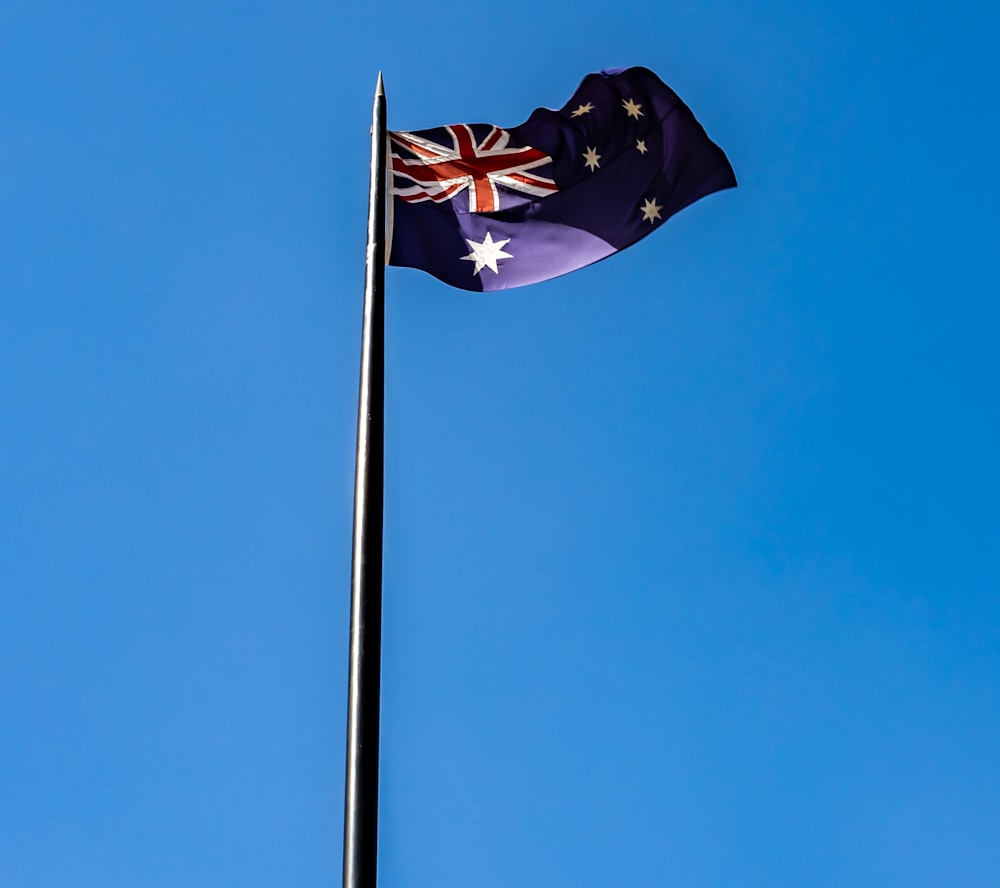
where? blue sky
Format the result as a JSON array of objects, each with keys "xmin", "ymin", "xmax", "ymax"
[{"xmin": 2, "ymin": 1, "xmax": 998, "ymax": 885}]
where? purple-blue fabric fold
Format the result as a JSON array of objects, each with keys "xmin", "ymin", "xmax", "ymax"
[{"xmin": 387, "ymin": 66, "xmax": 736, "ymax": 292}]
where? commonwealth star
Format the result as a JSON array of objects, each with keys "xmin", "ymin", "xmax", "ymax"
[{"xmin": 460, "ymin": 231, "xmax": 513, "ymax": 276}]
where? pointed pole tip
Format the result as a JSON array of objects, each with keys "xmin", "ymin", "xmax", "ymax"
[{"xmin": 375, "ymin": 71, "xmax": 384, "ymax": 97}]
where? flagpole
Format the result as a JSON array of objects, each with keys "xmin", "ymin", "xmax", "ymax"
[{"xmin": 343, "ymin": 72, "xmax": 386, "ymax": 888}]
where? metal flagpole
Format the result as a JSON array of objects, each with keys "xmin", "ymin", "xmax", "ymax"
[{"xmin": 343, "ymin": 72, "xmax": 386, "ymax": 888}]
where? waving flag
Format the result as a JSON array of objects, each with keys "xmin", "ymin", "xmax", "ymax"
[{"xmin": 387, "ymin": 66, "xmax": 736, "ymax": 292}]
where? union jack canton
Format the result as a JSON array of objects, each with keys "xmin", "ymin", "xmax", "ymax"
[
  {"xmin": 391, "ymin": 125, "xmax": 558, "ymax": 213},
  {"xmin": 387, "ymin": 67, "xmax": 736, "ymax": 292}
]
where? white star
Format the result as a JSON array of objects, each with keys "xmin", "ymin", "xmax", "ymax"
[
  {"xmin": 636, "ymin": 139, "xmax": 648, "ymax": 154},
  {"xmin": 460, "ymin": 231, "xmax": 513, "ymax": 276},
  {"xmin": 622, "ymin": 97, "xmax": 644, "ymax": 119},
  {"xmin": 571, "ymin": 102, "xmax": 594, "ymax": 117},
  {"xmin": 640, "ymin": 197, "xmax": 663, "ymax": 224},
  {"xmin": 583, "ymin": 146, "xmax": 601, "ymax": 171}
]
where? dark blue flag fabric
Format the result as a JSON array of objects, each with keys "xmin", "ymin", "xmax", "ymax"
[{"xmin": 387, "ymin": 66, "xmax": 736, "ymax": 292}]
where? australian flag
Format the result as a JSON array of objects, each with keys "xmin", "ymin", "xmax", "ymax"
[{"xmin": 387, "ymin": 66, "xmax": 736, "ymax": 292}]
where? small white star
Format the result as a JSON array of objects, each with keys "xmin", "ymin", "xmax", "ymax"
[
  {"xmin": 460, "ymin": 231, "xmax": 513, "ymax": 276},
  {"xmin": 636, "ymin": 139, "xmax": 648, "ymax": 154},
  {"xmin": 622, "ymin": 97, "xmax": 644, "ymax": 119},
  {"xmin": 640, "ymin": 197, "xmax": 663, "ymax": 224},
  {"xmin": 583, "ymin": 146, "xmax": 601, "ymax": 171},
  {"xmin": 571, "ymin": 102, "xmax": 594, "ymax": 117}
]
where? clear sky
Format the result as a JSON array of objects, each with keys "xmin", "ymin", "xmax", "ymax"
[{"xmin": 2, "ymin": 1, "xmax": 998, "ymax": 886}]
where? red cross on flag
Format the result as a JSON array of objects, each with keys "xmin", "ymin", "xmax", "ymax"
[{"xmin": 390, "ymin": 124, "xmax": 559, "ymax": 214}]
